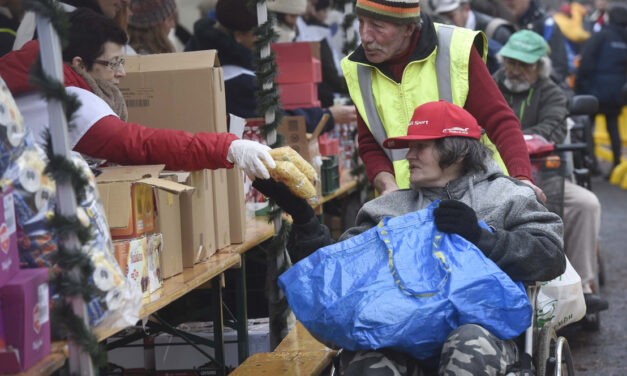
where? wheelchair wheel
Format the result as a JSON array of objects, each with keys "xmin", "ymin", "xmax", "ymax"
[
  {"xmin": 582, "ymin": 311, "xmax": 601, "ymax": 331},
  {"xmin": 597, "ymin": 245, "xmax": 606, "ymax": 287},
  {"xmin": 535, "ymin": 327, "xmax": 576, "ymax": 376}
]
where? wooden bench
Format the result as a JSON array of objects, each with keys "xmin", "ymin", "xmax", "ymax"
[{"xmin": 229, "ymin": 322, "xmax": 337, "ymax": 376}]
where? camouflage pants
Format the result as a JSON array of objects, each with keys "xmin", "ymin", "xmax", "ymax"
[{"xmin": 338, "ymin": 324, "xmax": 519, "ymax": 376}]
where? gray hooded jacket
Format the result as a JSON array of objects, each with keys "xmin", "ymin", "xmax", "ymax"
[{"xmin": 338, "ymin": 159, "xmax": 565, "ymax": 282}]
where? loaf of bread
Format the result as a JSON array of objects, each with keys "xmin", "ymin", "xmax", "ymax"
[{"xmin": 269, "ymin": 146, "xmax": 318, "ymax": 183}]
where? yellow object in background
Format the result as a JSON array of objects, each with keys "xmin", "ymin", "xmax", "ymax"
[
  {"xmin": 554, "ymin": 3, "xmax": 591, "ymax": 43},
  {"xmin": 594, "ymin": 107, "xmax": 627, "ymax": 189}
]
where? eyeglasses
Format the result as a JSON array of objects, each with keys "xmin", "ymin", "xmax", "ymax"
[
  {"xmin": 503, "ymin": 58, "xmax": 536, "ymax": 72},
  {"xmin": 93, "ymin": 57, "xmax": 126, "ymax": 72}
]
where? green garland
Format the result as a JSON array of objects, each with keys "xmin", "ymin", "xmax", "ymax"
[
  {"xmin": 248, "ymin": 0, "xmax": 284, "ymax": 147},
  {"xmin": 24, "ymin": 0, "xmax": 107, "ymax": 367}
]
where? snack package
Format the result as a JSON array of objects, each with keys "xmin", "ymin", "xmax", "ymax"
[
  {"xmin": 269, "ymin": 146, "xmax": 318, "ymax": 183},
  {"xmin": 0, "ymin": 77, "xmax": 140, "ymax": 330},
  {"xmin": 114, "ymin": 237, "xmax": 149, "ymax": 299},
  {"xmin": 146, "ymin": 233, "xmax": 163, "ymax": 294},
  {"xmin": 265, "ymin": 146, "xmax": 319, "ymax": 203}
]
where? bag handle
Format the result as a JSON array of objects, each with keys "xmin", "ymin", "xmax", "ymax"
[{"xmin": 376, "ymin": 217, "xmax": 451, "ymax": 298}]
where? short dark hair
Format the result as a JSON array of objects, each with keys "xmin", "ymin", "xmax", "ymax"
[
  {"xmin": 62, "ymin": 8, "xmax": 128, "ymax": 70},
  {"xmin": 434, "ymin": 136, "xmax": 494, "ymax": 175}
]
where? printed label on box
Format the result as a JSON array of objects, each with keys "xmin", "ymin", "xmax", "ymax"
[
  {"xmin": 33, "ymin": 283, "xmax": 49, "ymax": 334},
  {"xmin": 3, "ymin": 192, "xmax": 15, "ymax": 234}
]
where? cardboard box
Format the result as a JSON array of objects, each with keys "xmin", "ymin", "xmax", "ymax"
[
  {"xmin": 0, "ymin": 268, "xmax": 50, "ymax": 372},
  {"xmin": 0, "ymin": 186, "xmax": 18, "ymax": 288},
  {"xmin": 211, "ymin": 169, "xmax": 230, "ymax": 249},
  {"xmin": 226, "ymin": 167, "xmax": 246, "ymax": 244},
  {"xmin": 119, "ymin": 50, "xmax": 227, "ymax": 135},
  {"xmin": 280, "ymin": 82, "xmax": 320, "ymax": 110},
  {"xmin": 271, "ymin": 42, "xmax": 322, "ymax": 84},
  {"xmin": 154, "ymin": 179, "xmax": 193, "ymax": 279},
  {"xmin": 175, "ymin": 170, "xmax": 216, "ymax": 266},
  {"xmin": 97, "ymin": 165, "xmax": 193, "ymax": 241}
]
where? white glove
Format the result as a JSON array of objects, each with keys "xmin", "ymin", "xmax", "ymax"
[{"xmin": 227, "ymin": 139, "xmax": 276, "ymax": 179}]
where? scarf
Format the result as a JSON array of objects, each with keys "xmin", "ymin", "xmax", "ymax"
[{"xmin": 71, "ymin": 65, "xmax": 128, "ymax": 122}]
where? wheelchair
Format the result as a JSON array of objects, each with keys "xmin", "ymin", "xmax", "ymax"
[{"xmin": 528, "ymin": 94, "xmax": 605, "ymax": 332}]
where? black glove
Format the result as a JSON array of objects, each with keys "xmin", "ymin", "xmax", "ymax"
[
  {"xmin": 433, "ymin": 199, "xmax": 482, "ymax": 245},
  {"xmin": 252, "ymin": 178, "xmax": 315, "ymax": 224}
]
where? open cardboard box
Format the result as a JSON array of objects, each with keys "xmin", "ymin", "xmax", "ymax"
[{"xmin": 96, "ymin": 165, "xmax": 195, "ymax": 275}]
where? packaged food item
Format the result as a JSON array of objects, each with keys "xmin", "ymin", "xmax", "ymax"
[
  {"xmin": 114, "ymin": 237, "xmax": 149, "ymax": 299},
  {"xmin": 146, "ymin": 233, "xmax": 163, "ymax": 294},
  {"xmin": 268, "ymin": 160, "xmax": 318, "ymax": 203},
  {"xmin": 269, "ymin": 146, "xmax": 318, "ymax": 183}
]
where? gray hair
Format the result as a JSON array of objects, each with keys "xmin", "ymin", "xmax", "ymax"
[
  {"xmin": 496, "ymin": 54, "xmax": 552, "ymax": 79},
  {"xmin": 434, "ymin": 136, "xmax": 494, "ymax": 175}
]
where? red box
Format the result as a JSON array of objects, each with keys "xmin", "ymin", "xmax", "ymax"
[
  {"xmin": 318, "ymin": 133, "xmax": 340, "ymax": 156},
  {"xmin": 0, "ymin": 268, "xmax": 50, "ymax": 372},
  {"xmin": 280, "ymin": 82, "xmax": 320, "ymax": 109},
  {"xmin": 0, "ymin": 186, "xmax": 19, "ymax": 288},
  {"xmin": 271, "ymin": 42, "xmax": 322, "ymax": 84}
]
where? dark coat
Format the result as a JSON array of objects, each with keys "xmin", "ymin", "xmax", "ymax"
[{"xmin": 576, "ymin": 23, "xmax": 627, "ymax": 114}]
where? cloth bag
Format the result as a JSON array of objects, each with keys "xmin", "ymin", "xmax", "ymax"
[
  {"xmin": 278, "ymin": 201, "xmax": 532, "ymax": 360},
  {"xmin": 536, "ymin": 257, "xmax": 586, "ymax": 329}
]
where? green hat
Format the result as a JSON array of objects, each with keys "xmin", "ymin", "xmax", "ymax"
[{"xmin": 499, "ymin": 30, "xmax": 548, "ymax": 64}]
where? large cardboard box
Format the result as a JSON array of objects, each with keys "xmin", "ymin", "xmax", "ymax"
[
  {"xmin": 0, "ymin": 268, "xmax": 50, "ymax": 372},
  {"xmin": 226, "ymin": 167, "xmax": 246, "ymax": 244},
  {"xmin": 212, "ymin": 169, "xmax": 230, "ymax": 249},
  {"xmin": 271, "ymin": 42, "xmax": 322, "ymax": 84},
  {"xmin": 119, "ymin": 50, "xmax": 227, "ymax": 135}
]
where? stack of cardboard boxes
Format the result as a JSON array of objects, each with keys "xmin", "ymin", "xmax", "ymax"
[
  {"xmin": 271, "ymin": 42, "xmax": 322, "ymax": 110},
  {"xmin": 0, "ymin": 187, "xmax": 51, "ymax": 373},
  {"xmin": 106, "ymin": 51, "xmax": 247, "ymax": 285}
]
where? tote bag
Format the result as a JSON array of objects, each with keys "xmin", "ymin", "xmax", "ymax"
[
  {"xmin": 536, "ymin": 257, "xmax": 586, "ymax": 329},
  {"xmin": 278, "ymin": 201, "xmax": 532, "ymax": 360}
]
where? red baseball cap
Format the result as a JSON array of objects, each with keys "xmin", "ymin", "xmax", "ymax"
[{"xmin": 383, "ymin": 100, "xmax": 483, "ymax": 149}]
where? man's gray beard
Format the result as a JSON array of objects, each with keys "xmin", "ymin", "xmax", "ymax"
[{"xmin": 503, "ymin": 77, "xmax": 531, "ymax": 93}]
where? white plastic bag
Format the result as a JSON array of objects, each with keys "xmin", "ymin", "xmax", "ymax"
[{"xmin": 536, "ymin": 257, "xmax": 586, "ymax": 329}]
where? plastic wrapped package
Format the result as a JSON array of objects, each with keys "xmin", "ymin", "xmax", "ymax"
[
  {"xmin": 265, "ymin": 146, "xmax": 319, "ymax": 203},
  {"xmin": 0, "ymin": 77, "xmax": 141, "ymax": 330},
  {"xmin": 0, "ymin": 81, "xmax": 26, "ymax": 175}
]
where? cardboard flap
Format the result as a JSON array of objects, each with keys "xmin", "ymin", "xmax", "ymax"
[
  {"xmin": 160, "ymin": 171, "xmax": 192, "ymax": 184},
  {"xmin": 124, "ymin": 50, "xmax": 220, "ymax": 73},
  {"xmin": 97, "ymin": 182, "xmax": 132, "ymax": 229},
  {"xmin": 96, "ymin": 165, "xmax": 166, "ymax": 183},
  {"xmin": 137, "ymin": 177, "xmax": 195, "ymax": 194}
]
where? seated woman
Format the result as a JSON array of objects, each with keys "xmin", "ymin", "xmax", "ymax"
[
  {"xmin": 0, "ymin": 8, "xmax": 275, "ymax": 179},
  {"xmin": 254, "ymin": 100, "xmax": 566, "ymax": 376}
]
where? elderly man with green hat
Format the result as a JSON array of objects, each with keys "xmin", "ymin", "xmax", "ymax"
[
  {"xmin": 494, "ymin": 29, "xmax": 608, "ymax": 314},
  {"xmin": 341, "ymin": 0, "xmax": 544, "ymax": 200}
]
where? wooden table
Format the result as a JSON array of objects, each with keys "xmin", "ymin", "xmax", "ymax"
[
  {"xmin": 5, "ymin": 342, "xmax": 68, "ymax": 376},
  {"xmin": 94, "ymin": 218, "xmax": 275, "ymax": 376}
]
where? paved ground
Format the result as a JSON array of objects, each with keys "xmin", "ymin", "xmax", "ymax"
[{"xmin": 563, "ymin": 164, "xmax": 627, "ymax": 375}]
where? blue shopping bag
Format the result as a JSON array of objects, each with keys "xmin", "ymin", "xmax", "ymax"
[{"xmin": 278, "ymin": 201, "xmax": 532, "ymax": 360}]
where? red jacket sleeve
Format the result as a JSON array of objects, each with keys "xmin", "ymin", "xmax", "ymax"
[
  {"xmin": 464, "ymin": 48, "xmax": 533, "ymax": 181},
  {"xmin": 74, "ymin": 115, "xmax": 238, "ymax": 171},
  {"xmin": 356, "ymin": 108, "xmax": 395, "ymax": 183}
]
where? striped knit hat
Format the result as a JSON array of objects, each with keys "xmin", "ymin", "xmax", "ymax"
[{"xmin": 356, "ymin": 0, "xmax": 421, "ymax": 24}]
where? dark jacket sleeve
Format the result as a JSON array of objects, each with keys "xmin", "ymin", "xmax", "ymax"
[
  {"xmin": 74, "ymin": 115, "xmax": 238, "ymax": 171},
  {"xmin": 287, "ymin": 217, "xmax": 334, "ymax": 263},
  {"xmin": 533, "ymin": 17, "xmax": 570, "ymax": 83}
]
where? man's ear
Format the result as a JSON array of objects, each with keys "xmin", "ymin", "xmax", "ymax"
[
  {"xmin": 403, "ymin": 23, "xmax": 416, "ymax": 37},
  {"xmin": 71, "ymin": 56, "xmax": 85, "ymax": 70}
]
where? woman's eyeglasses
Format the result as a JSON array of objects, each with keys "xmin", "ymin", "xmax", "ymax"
[{"xmin": 93, "ymin": 58, "xmax": 126, "ymax": 72}]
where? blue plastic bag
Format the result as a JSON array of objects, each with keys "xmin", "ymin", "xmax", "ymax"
[{"xmin": 278, "ymin": 201, "xmax": 532, "ymax": 360}]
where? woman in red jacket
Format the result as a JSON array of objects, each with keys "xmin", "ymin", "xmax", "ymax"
[{"xmin": 0, "ymin": 8, "xmax": 275, "ymax": 178}]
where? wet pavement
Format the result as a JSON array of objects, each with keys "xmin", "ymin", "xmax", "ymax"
[{"xmin": 562, "ymin": 164, "xmax": 627, "ymax": 375}]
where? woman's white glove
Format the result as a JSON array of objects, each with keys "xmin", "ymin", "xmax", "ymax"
[{"xmin": 227, "ymin": 139, "xmax": 276, "ymax": 179}]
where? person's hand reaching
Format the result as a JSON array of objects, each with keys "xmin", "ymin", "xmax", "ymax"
[
  {"xmin": 227, "ymin": 139, "xmax": 276, "ymax": 179},
  {"xmin": 253, "ymin": 178, "xmax": 315, "ymax": 224}
]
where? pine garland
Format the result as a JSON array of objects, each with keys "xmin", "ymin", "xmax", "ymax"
[
  {"xmin": 248, "ymin": 0, "xmax": 284, "ymax": 148},
  {"xmin": 24, "ymin": 0, "xmax": 107, "ymax": 367}
]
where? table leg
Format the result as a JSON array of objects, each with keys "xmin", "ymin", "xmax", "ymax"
[
  {"xmin": 212, "ymin": 274, "xmax": 225, "ymax": 376},
  {"xmin": 236, "ymin": 254, "xmax": 249, "ymax": 364},
  {"xmin": 143, "ymin": 335, "xmax": 156, "ymax": 375}
]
